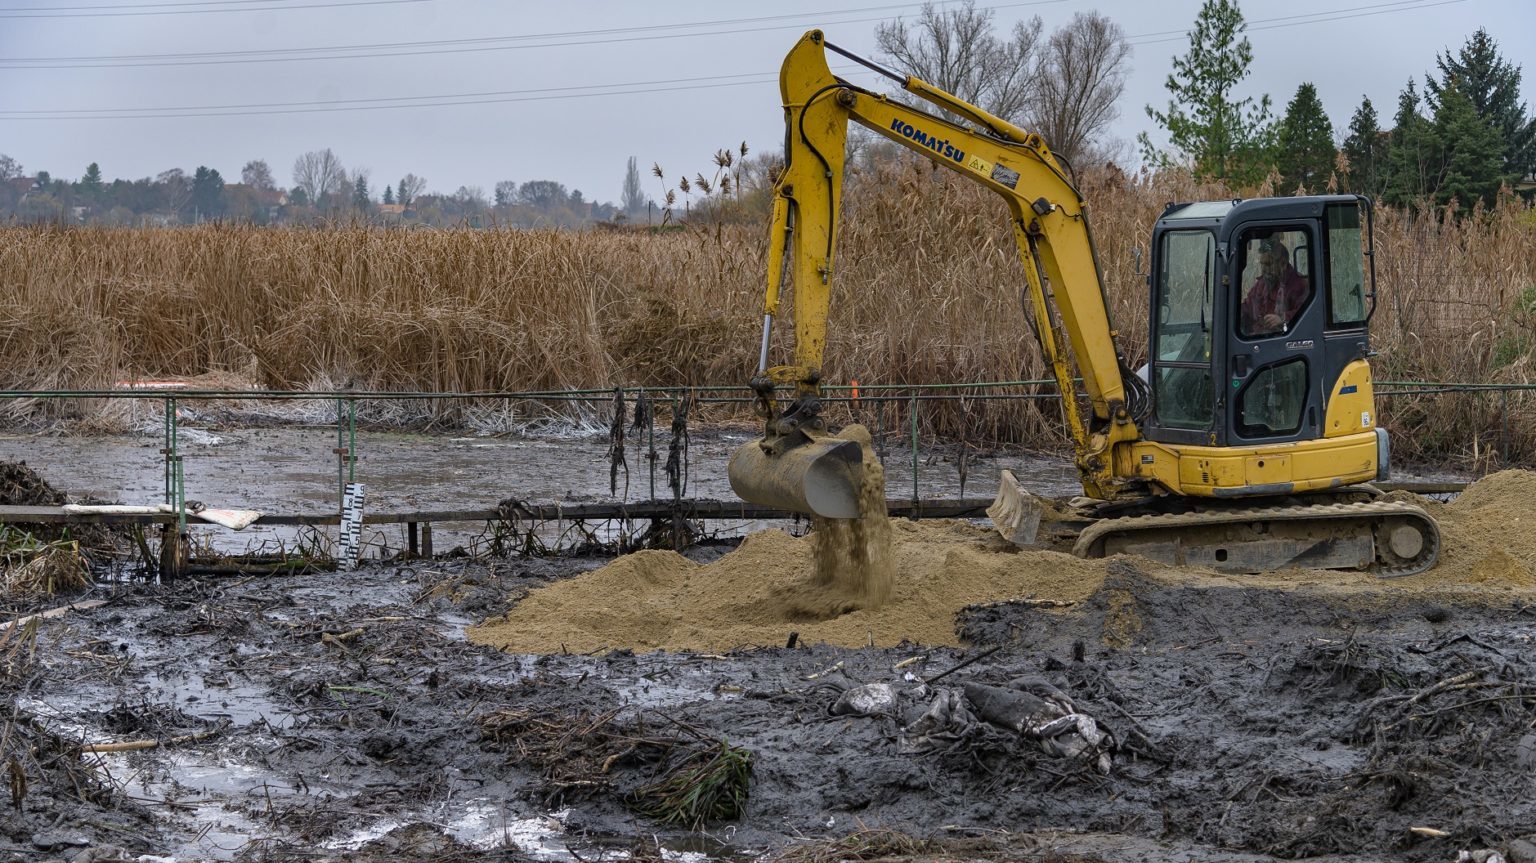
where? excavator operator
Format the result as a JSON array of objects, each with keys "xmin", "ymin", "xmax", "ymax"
[{"xmin": 1241, "ymin": 236, "xmax": 1310, "ymax": 336}]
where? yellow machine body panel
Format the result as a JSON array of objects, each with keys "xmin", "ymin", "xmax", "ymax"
[
  {"xmin": 1123, "ymin": 432, "xmax": 1379, "ymax": 498},
  {"xmin": 1323, "ymin": 360, "xmax": 1376, "ymax": 438}
]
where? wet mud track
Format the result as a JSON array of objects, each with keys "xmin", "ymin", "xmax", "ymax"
[{"xmin": 6, "ymin": 555, "xmax": 1536, "ymax": 862}]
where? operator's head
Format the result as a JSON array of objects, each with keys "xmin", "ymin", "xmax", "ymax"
[{"xmin": 1259, "ymin": 236, "xmax": 1289, "ymax": 275}]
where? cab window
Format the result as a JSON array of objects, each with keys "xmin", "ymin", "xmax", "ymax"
[{"xmin": 1236, "ymin": 227, "xmax": 1313, "ymax": 339}]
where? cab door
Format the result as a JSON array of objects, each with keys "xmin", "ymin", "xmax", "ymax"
[{"xmin": 1226, "ymin": 223, "xmax": 1327, "ymax": 444}]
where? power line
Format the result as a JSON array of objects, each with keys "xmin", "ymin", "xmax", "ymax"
[
  {"xmin": 0, "ymin": 77, "xmax": 787, "ymax": 120},
  {"xmin": 0, "ymin": 0, "xmax": 1070, "ymax": 66},
  {"xmin": 1128, "ymin": 0, "xmax": 1465, "ymax": 45},
  {"xmin": 0, "ymin": 0, "xmax": 1471, "ymax": 119},
  {"xmin": 0, "ymin": 69, "xmax": 787, "ymax": 117},
  {"xmin": 2, "ymin": 0, "xmax": 332, "ymax": 10},
  {"xmin": 0, "ymin": 0, "xmax": 430, "ymax": 19}
]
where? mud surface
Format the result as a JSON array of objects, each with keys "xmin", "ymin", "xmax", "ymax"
[
  {"xmin": 1, "ymin": 433, "xmax": 1529, "ymax": 863},
  {"xmin": 6, "ymin": 524, "xmax": 1536, "ymax": 860}
]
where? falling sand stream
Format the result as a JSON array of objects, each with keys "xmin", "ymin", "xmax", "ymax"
[{"xmin": 780, "ymin": 424, "xmax": 895, "ymax": 619}]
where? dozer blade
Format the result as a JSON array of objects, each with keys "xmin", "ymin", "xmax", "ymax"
[
  {"xmin": 988, "ymin": 469, "xmax": 1046, "ymax": 547},
  {"xmin": 728, "ymin": 437, "xmax": 864, "ymax": 519}
]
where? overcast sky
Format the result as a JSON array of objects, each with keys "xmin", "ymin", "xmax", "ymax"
[{"xmin": 1, "ymin": 0, "xmax": 1532, "ymax": 202}]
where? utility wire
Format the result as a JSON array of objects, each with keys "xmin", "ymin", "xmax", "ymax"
[
  {"xmin": 0, "ymin": 0, "xmax": 1071, "ymax": 66},
  {"xmin": 3, "ymin": 0, "xmax": 950, "ymax": 54},
  {"xmin": 0, "ymin": 69, "xmax": 788, "ymax": 117},
  {"xmin": 1129, "ymin": 0, "xmax": 1464, "ymax": 45},
  {"xmin": 1, "ymin": 0, "xmax": 1452, "ymax": 64},
  {"xmin": 2, "ymin": 0, "xmax": 355, "ymax": 10},
  {"xmin": 0, "ymin": 0, "xmax": 430, "ymax": 19},
  {"xmin": 0, "ymin": 0, "xmax": 1469, "ymax": 119}
]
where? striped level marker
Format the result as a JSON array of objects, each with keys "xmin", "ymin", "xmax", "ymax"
[{"xmin": 339, "ymin": 482, "xmax": 366, "ymax": 570}]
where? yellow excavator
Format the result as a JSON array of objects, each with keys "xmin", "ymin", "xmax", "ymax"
[{"xmin": 727, "ymin": 30, "xmax": 1440, "ymax": 576}]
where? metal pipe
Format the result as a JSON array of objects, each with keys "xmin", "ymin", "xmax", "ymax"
[{"xmin": 757, "ymin": 314, "xmax": 774, "ymax": 373}]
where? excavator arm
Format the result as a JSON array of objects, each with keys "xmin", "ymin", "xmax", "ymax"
[{"xmin": 730, "ymin": 30, "xmax": 1148, "ymax": 516}]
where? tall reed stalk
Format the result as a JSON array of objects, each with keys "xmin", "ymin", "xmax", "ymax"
[{"xmin": 2, "ymin": 164, "xmax": 1533, "ymax": 464}]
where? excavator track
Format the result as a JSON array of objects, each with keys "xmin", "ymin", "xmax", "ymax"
[{"xmin": 1072, "ymin": 499, "xmax": 1440, "ymax": 578}]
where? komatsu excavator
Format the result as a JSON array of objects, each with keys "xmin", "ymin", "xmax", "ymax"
[{"xmin": 727, "ymin": 30, "xmax": 1440, "ymax": 576}]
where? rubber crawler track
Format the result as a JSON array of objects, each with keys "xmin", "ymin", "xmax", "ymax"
[{"xmin": 1072, "ymin": 499, "xmax": 1441, "ymax": 578}]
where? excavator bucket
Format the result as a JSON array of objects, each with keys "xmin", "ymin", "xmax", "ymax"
[
  {"xmin": 728, "ymin": 437, "xmax": 864, "ymax": 519},
  {"xmin": 988, "ymin": 469, "xmax": 1046, "ymax": 547}
]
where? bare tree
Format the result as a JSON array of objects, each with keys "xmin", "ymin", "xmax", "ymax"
[
  {"xmin": 1027, "ymin": 12, "xmax": 1132, "ymax": 165},
  {"xmin": 397, "ymin": 173, "xmax": 427, "ymax": 209},
  {"xmin": 156, "ymin": 168, "xmax": 192, "ymax": 214},
  {"xmin": 241, "ymin": 159, "xmax": 276, "ymax": 191},
  {"xmin": 292, "ymin": 149, "xmax": 345, "ymax": 206},
  {"xmin": 0, "ymin": 154, "xmax": 21, "ymax": 181},
  {"xmin": 494, "ymin": 180, "xmax": 518, "ymax": 207},
  {"xmin": 875, "ymin": 1, "xmax": 1043, "ymax": 125},
  {"xmin": 454, "ymin": 185, "xmax": 488, "ymax": 213}
]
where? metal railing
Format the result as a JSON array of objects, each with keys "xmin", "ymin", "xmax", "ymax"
[{"xmin": 0, "ymin": 377, "xmax": 1528, "ymax": 522}]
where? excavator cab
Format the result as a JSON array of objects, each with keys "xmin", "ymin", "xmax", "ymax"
[{"xmin": 1143, "ymin": 195, "xmax": 1384, "ymax": 472}]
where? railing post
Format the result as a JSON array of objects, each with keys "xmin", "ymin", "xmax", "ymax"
[
  {"xmin": 1501, "ymin": 388, "xmax": 1510, "ymax": 467},
  {"xmin": 334, "ymin": 397, "xmax": 347, "ymax": 513},
  {"xmin": 348, "ymin": 397, "xmax": 358, "ymax": 484},
  {"xmin": 158, "ymin": 396, "xmax": 186, "ymax": 583},
  {"xmin": 910, "ymin": 392, "xmax": 919, "ymax": 512}
]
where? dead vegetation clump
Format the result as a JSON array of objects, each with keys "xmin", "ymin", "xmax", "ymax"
[
  {"xmin": 771, "ymin": 828, "xmax": 942, "ymax": 862},
  {"xmin": 0, "ymin": 530, "xmax": 89, "ymax": 597},
  {"xmin": 477, "ymin": 707, "xmax": 751, "ymax": 828},
  {"xmin": 0, "ymin": 462, "xmax": 96, "ymax": 598}
]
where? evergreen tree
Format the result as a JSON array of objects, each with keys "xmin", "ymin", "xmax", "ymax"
[
  {"xmin": 1140, "ymin": 0, "xmax": 1274, "ymax": 185},
  {"xmin": 1274, "ymin": 83, "xmax": 1335, "ymax": 192},
  {"xmin": 1433, "ymin": 83, "xmax": 1506, "ymax": 208},
  {"xmin": 382, "ymin": 185, "xmax": 394, "ymax": 205},
  {"xmin": 1426, "ymin": 27, "xmax": 1534, "ymax": 183},
  {"xmin": 352, "ymin": 172, "xmax": 372, "ymax": 210},
  {"xmin": 190, "ymin": 166, "xmax": 225, "ymax": 220},
  {"xmin": 1341, "ymin": 96, "xmax": 1387, "ymax": 196},
  {"xmin": 1382, "ymin": 79, "xmax": 1440, "ymax": 207},
  {"xmin": 77, "ymin": 162, "xmax": 104, "ymax": 200}
]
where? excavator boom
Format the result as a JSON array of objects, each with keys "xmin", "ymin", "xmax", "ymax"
[{"xmin": 729, "ymin": 30, "xmax": 1144, "ymax": 518}]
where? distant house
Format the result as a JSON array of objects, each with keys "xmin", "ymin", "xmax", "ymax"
[
  {"xmin": 4, "ymin": 176, "xmax": 37, "ymax": 204},
  {"xmin": 377, "ymin": 203, "xmax": 406, "ymax": 218}
]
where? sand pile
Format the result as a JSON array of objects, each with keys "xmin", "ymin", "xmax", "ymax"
[
  {"xmin": 469, "ymin": 519, "xmax": 1108, "ymax": 653},
  {"xmin": 1420, "ymin": 469, "xmax": 1536, "ymax": 589},
  {"xmin": 468, "ymin": 469, "xmax": 1536, "ymax": 655}
]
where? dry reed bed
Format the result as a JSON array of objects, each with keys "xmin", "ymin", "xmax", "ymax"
[{"xmin": 2, "ymin": 165, "xmax": 1533, "ymax": 462}]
